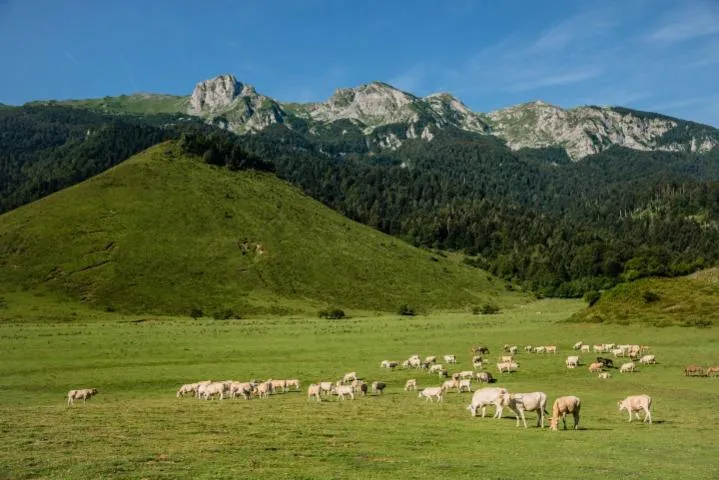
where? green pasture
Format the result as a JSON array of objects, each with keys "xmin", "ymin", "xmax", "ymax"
[{"xmin": 1, "ymin": 299, "xmax": 717, "ymax": 479}]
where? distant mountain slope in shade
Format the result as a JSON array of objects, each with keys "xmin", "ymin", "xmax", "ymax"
[
  {"xmin": 34, "ymin": 74, "xmax": 719, "ymax": 160},
  {"xmin": 0, "ymin": 142, "xmax": 517, "ymax": 316}
]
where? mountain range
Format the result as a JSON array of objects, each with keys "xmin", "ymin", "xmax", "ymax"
[{"xmin": 38, "ymin": 74, "xmax": 719, "ymax": 161}]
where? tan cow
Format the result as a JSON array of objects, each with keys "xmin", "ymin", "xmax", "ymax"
[
  {"xmin": 549, "ymin": 396, "xmax": 581, "ymax": 431},
  {"xmin": 404, "ymin": 379, "xmax": 417, "ymax": 391},
  {"xmin": 618, "ymin": 394, "xmax": 652, "ymax": 423},
  {"xmin": 588, "ymin": 362, "xmax": 604, "ymax": 373},
  {"xmin": 620, "ymin": 362, "xmax": 636, "ymax": 373},
  {"xmin": 307, "ymin": 384, "xmax": 322, "ymax": 402}
]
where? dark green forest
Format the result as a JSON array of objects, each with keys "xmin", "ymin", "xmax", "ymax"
[{"xmin": 2, "ymin": 104, "xmax": 719, "ymax": 297}]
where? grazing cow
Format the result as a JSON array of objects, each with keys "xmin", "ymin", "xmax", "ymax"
[
  {"xmin": 618, "ymin": 394, "xmax": 652, "ymax": 423},
  {"xmin": 598, "ymin": 372, "xmax": 611, "ymax": 379},
  {"xmin": 270, "ymin": 379, "xmax": 287, "ymax": 393},
  {"xmin": 706, "ymin": 366, "xmax": 719, "ymax": 377},
  {"xmin": 588, "ymin": 362, "xmax": 604, "ymax": 373},
  {"xmin": 428, "ymin": 364, "xmax": 444, "ymax": 375},
  {"xmin": 471, "ymin": 346, "xmax": 490, "ymax": 355},
  {"xmin": 444, "ymin": 354, "xmax": 457, "ymax": 364},
  {"xmin": 593, "ymin": 344, "xmax": 604, "ymax": 354},
  {"xmin": 256, "ymin": 381, "xmax": 274, "ymax": 399},
  {"xmin": 503, "ymin": 344, "xmax": 512, "ymax": 353},
  {"xmin": 500, "ymin": 355, "xmax": 514, "ymax": 363},
  {"xmin": 442, "ymin": 379, "xmax": 461, "ymax": 393},
  {"xmin": 620, "ymin": 362, "xmax": 636, "ymax": 373},
  {"xmin": 199, "ymin": 382, "xmax": 226, "ymax": 400},
  {"xmin": 684, "ymin": 365, "xmax": 705, "ymax": 376},
  {"xmin": 333, "ymin": 385, "xmax": 355, "ymax": 400},
  {"xmin": 534, "ymin": 346, "xmax": 546, "ymax": 354},
  {"xmin": 580, "ymin": 344, "xmax": 590, "ymax": 353},
  {"xmin": 473, "ymin": 358, "xmax": 484, "ymax": 370},
  {"xmin": 549, "ymin": 396, "xmax": 581, "ymax": 431},
  {"xmin": 566, "ymin": 356, "xmax": 580, "ymax": 369},
  {"xmin": 438, "ymin": 369, "xmax": 448, "ymax": 378},
  {"xmin": 596, "ymin": 357, "xmax": 614, "ymax": 369},
  {"xmin": 639, "ymin": 355, "xmax": 656, "ymax": 365},
  {"xmin": 509, "ymin": 346, "xmax": 519, "ymax": 355},
  {"xmin": 307, "ymin": 384, "xmax": 322, "ymax": 402},
  {"xmin": 545, "ymin": 345, "xmax": 558, "ymax": 355},
  {"xmin": 496, "ymin": 361, "xmax": 519, "ymax": 373},
  {"xmin": 639, "ymin": 345, "xmax": 650, "ymax": 354},
  {"xmin": 67, "ymin": 388, "xmax": 98, "ymax": 406},
  {"xmin": 524, "ymin": 345, "xmax": 533, "ymax": 353},
  {"xmin": 319, "ymin": 382, "xmax": 334, "ymax": 395},
  {"xmin": 476, "ymin": 371, "xmax": 494, "ymax": 383},
  {"xmin": 381, "ymin": 360, "xmax": 400, "ymax": 369},
  {"xmin": 459, "ymin": 370, "xmax": 475, "ymax": 379},
  {"xmin": 612, "ymin": 348, "xmax": 627, "ymax": 358},
  {"xmin": 342, "ymin": 372, "xmax": 357, "ymax": 384},
  {"xmin": 424, "ymin": 356, "xmax": 437, "ymax": 364},
  {"xmin": 231, "ymin": 382, "xmax": 255, "ymax": 400},
  {"xmin": 418, "ymin": 387, "xmax": 444, "ymax": 402},
  {"xmin": 459, "ymin": 379, "xmax": 472, "ymax": 392},
  {"xmin": 467, "ymin": 387, "xmax": 508, "ymax": 418},
  {"xmin": 371, "ymin": 381, "xmax": 386, "ymax": 394},
  {"xmin": 572, "ymin": 341, "xmax": 583, "ymax": 350},
  {"xmin": 351, "ymin": 379, "xmax": 367, "ymax": 394},
  {"xmin": 408, "ymin": 356, "xmax": 421, "ymax": 368},
  {"xmin": 501, "ymin": 391, "xmax": 548, "ymax": 428},
  {"xmin": 405, "ymin": 379, "xmax": 417, "ymax": 391},
  {"xmin": 177, "ymin": 383, "xmax": 198, "ymax": 398},
  {"xmin": 285, "ymin": 379, "xmax": 301, "ymax": 391}
]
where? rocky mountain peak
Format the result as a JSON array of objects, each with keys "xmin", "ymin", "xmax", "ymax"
[{"xmin": 189, "ymin": 74, "xmax": 257, "ymax": 115}]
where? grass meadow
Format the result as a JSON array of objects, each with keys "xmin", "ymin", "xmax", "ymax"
[{"xmin": 1, "ymin": 299, "xmax": 718, "ymax": 479}]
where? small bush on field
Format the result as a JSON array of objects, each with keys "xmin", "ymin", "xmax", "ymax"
[
  {"xmin": 398, "ymin": 304, "xmax": 416, "ymax": 316},
  {"xmin": 474, "ymin": 303, "xmax": 500, "ymax": 315},
  {"xmin": 584, "ymin": 290, "xmax": 601, "ymax": 307},
  {"xmin": 189, "ymin": 307, "xmax": 204, "ymax": 319},
  {"xmin": 681, "ymin": 318, "xmax": 712, "ymax": 328},
  {"xmin": 642, "ymin": 290, "xmax": 660, "ymax": 303},
  {"xmin": 318, "ymin": 308, "xmax": 346, "ymax": 320},
  {"xmin": 213, "ymin": 308, "xmax": 241, "ymax": 320}
]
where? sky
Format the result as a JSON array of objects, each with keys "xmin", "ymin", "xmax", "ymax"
[{"xmin": 1, "ymin": 0, "xmax": 718, "ymax": 126}]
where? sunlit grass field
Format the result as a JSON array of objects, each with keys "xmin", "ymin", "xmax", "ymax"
[{"xmin": 1, "ymin": 299, "xmax": 718, "ymax": 479}]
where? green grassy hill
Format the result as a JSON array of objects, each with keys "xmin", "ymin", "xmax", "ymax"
[
  {"xmin": 0, "ymin": 142, "xmax": 518, "ymax": 316},
  {"xmin": 27, "ymin": 93, "xmax": 189, "ymax": 115},
  {"xmin": 569, "ymin": 269, "xmax": 719, "ymax": 327}
]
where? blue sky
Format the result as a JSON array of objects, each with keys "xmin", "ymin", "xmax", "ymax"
[{"xmin": 1, "ymin": 0, "xmax": 718, "ymax": 125}]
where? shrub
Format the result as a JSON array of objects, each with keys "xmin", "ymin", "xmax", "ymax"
[
  {"xmin": 212, "ymin": 308, "xmax": 240, "ymax": 320},
  {"xmin": 189, "ymin": 307, "xmax": 204, "ymax": 319},
  {"xmin": 318, "ymin": 308, "xmax": 346, "ymax": 320},
  {"xmin": 475, "ymin": 303, "xmax": 500, "ymax": 315},
  {"xmin": 642, "ymin": 291, "xmax": 660, "ymax": 304},
  {"xmin": 398, "ymin": 304, "xmax": 416, "ymax": 316},
  {"xmin": 584, "ymin": 290, "xmax": 601, "ymax": 307}
]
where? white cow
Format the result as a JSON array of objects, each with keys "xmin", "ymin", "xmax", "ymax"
[
  {"xmin": 333, "ymin": 385, "xmax": 355, "ymax": 400},
  {"xmin": 458, "ymin": 379, "xmax": 472, "ymax": 392},
  {"xmin": 501, "ymin": 391, "xmax": 548, "ymax": 428},
  {"xmin": 404, "ymin": 379, "xmax": 417, "ymax": 391},
  {"xmin": 572, "ymin": 341, "xmax": 583, "ymax": 350},
  {"xmin": 639, "ymin": 355, "xmax": 656, "ymax": 365},
  {"xmin": 442, "ymin": 379, "xmax": 460, "ymax": 393},
  {"xmin": 496, "ymin": 361, "xmax": 519, "ymax": 373},
  {"xmin": 198, "ymin": 382, "xmax": 225, "ymax": 400},
  {"xmin": 418, "ymin": 387, "xmax": 444, "ymax": 402},
  {"xmin": 620, "ymin": 362, "xmax": 636, "ymax": 373},
  {"xmin": 444, "ymin": 354, "xmax": 457, "ymax": 364},
  {"xmin": 342, "ymin": 372, "xmax": 357, "ymax": 384},
  {"xmin": 428, "ymin": 364, "xmax": 444, "ymax": 374},
  {"xmin": 618, "ymin": 394, "xmax": 652, "ymax": 423},
  {"xmin": 67, "ymin": 388, "xmax": 98, "ymax": 405},
  {"xmin": 565, "ymin": 356, "xmax": 580, "ymax": 369},
  {"xmin": 467, "ymin": 387, "xmax": 509, "ymax": 418},
  {"xmin": 380, "ymin": 360, "xmax": 400, "ymax": 369}
]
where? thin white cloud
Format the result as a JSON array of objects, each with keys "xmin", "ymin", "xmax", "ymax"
[
  {"xmin": 63, "ymin": 51, "xmax": 79, "ymax": 66},
  {"xmin": 510, "ymin": 67, "xmax": 603, "ymax": 92},
  {"xmin": 646, "ymin": 2, "xmax": 719, "ymax": 43}
]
